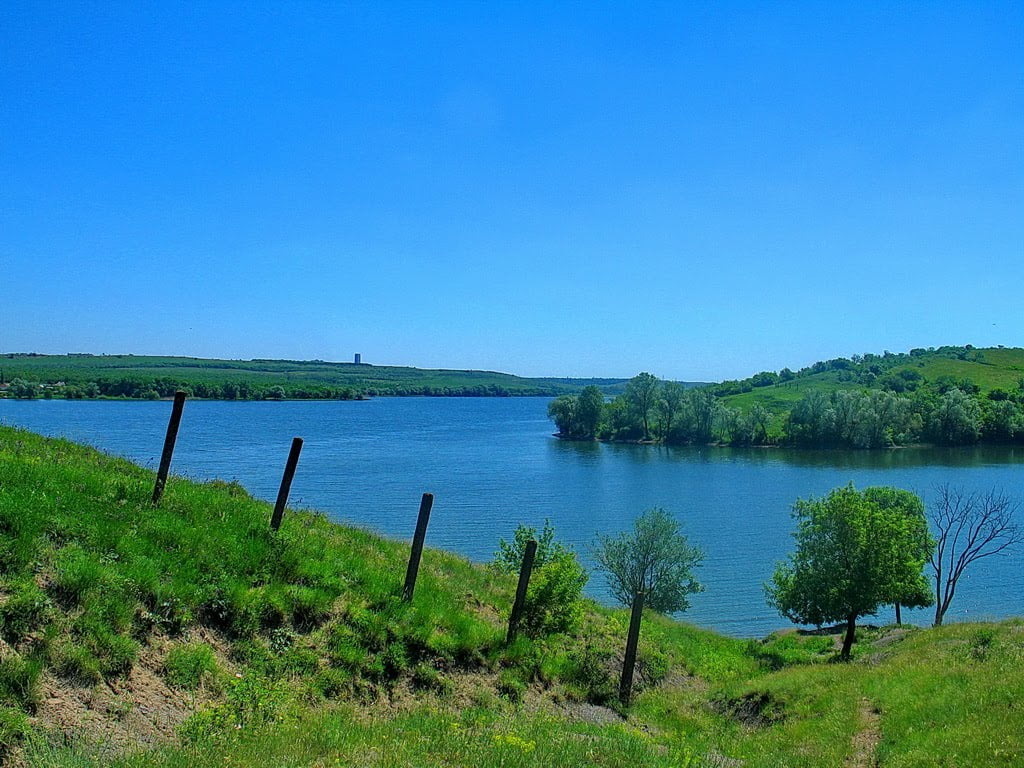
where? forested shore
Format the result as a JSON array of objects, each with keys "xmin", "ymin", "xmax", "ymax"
[{"xmin": 549, "ymin": 346, "xmax": 1024, "ymax": 448}]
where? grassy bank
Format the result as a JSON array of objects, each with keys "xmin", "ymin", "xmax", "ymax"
[{"xmin": 1, "ymin": 425, "xmax": 1022, "ymax": 766}]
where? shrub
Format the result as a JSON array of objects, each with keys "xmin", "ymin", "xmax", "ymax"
[{"xmin": 493, "ymin": 521, "xmax": 588, "ymax": 638}]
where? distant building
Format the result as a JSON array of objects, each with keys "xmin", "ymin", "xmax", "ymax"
[{"xmin": 354, "ymin": 353, "xmax": 362, "ymax": 364}]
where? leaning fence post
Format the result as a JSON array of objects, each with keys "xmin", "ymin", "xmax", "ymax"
[
  {"xmin": 402, "ymin": 493, "xmax": 434, "ymax": 601},
  {"xmin": 152, "ymin": 391, "xmax": 186, "ymax": 504},
  {"xmin": 619, "ymin": 590, "xmax": 645, "ymax": 705},
  {"xmin": 506, "ymin": 539, "xmax": 537, "ymax": 644},
  {"xmin": 270, "ymin": 437, "xmax": 303, "ymax": 531}
]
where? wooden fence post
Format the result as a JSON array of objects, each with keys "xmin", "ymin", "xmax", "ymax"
[
  {"xmin": 619, "ymin": 590, "xmax": 645, "ymax": 705},
  {"xmin": 506, "ymin": 539, "xmax": 538, "ymax": 644},
  {"xmin": 152, "ymin": 391, "xmax": 186, "ymax": 504},
  {"xmin": 402, "ymin": 493, "xmax": 434, "ymax": 601},
  {"xmin": 270, "ymin": 437, "xmax": 303, "ymax": 531}
]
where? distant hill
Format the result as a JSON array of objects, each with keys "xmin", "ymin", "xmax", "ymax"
[
  {"xmin": 717, "ymin": 345, "xmax": 1024, "ymax": 407},
  {"xmin": 0, "ymin": 353, "xmax": 654, "ymax": 399},
  {"xmin": 712, "ymin": 345, "xmax": 1024, "ymax": 441}
]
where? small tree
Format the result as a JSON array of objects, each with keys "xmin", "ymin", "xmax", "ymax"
[
  {"xmin": 767, "ymin": 485, "xmax": 933, "ymax": 660},
  {"xmin": 862, "ymin": 487, "xmax": 934, "ymax": 624},
  {"xmin": 929, "ymin": 485, "xmax": 1023, "ymax": 626},
  {"xmin": 493, "ymin": 520, "xmax": 588, "ymax": 637},
  {"xmin": 593, "ymin": 507, "xmax": 703, "ymax": 614}
]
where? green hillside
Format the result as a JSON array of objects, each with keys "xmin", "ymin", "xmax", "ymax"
[
  {"xmin": 1, "ymin": 426, "xmax": 1023, "ymax": 766},
  {"xmin": 0, "ymin": 353, "xmax": 632, "ymax": 399},
  {"xmin": 714, "ymin": 345, "xmax": 1024, "ymax": 445}
]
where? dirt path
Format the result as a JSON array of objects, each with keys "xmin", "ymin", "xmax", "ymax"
[{"xmin": 846, "ymin": 698, "xmax": 881, "ymax": 768}]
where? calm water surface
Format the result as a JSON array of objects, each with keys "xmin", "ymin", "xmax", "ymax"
[{"xmin": 3, "ymin": 397, "xmax": 1023, "ymax": 637}]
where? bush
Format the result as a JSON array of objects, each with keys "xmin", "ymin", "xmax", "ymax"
[
  {"xmin": 521, "ymin": 551, "xmax": 587, "ymax": 637},
  {"xmin": 493, "ymin": 521, "xmax": 588, "ymax": 638}
]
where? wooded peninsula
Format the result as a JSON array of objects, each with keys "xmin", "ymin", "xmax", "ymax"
[{"xmin": 548, "ymin": 345, "xmax": 1024, "ymax": 448}]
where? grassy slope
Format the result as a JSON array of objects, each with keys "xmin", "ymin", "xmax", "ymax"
[
  {"xmin": 0, "ymin": 354, "xmax": 633, "ymax": 396},
  {"xmin": 1, "ymin": 426, "xmax": 1022, "ymax": 766},
  {"xmin": 722, "ymin": 346, "xmax": 1024, "ymax": 427}
]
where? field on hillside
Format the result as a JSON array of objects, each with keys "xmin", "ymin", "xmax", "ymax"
[
  {"xmin": 0, "ymin": 353, "xmax": 632, "ymax": 398},
  {"xmin": 719, "ymin": 345, "xmax": 1024, "ymax": 436},
  {"xmin": 1, "ymin": 426, "xmax": 1023, "ymax": 766}
]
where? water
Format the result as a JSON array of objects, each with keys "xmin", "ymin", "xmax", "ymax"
[{"xmin": 3, "ymin": 397, "xmax": 1024, "ymax": 637}]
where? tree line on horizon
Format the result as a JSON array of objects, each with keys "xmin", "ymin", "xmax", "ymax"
[
  {"xmin": 0, "ymin": 377, "xmax": 546, "ymax": 400},
  {"xmin": 549, "ymin": 370, "xmax": 1024, "ymax": 448}
]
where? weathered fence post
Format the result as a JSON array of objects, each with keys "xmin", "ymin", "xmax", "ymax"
[
  {"xmin": 152, "ymin": 391, "xmax": 187, "ymax": 504},
  {"xmin": 402, "ymin": 493, "xmax": 434, "ymax": 601},
  {"xmin": 619, "ymin": 590, "xmax": 645, "ymax": 705},
  {"xmin": 506, "ymin": 539, "xmax": 538, "ymax": 644},
  {"xmin": 270, "ymin": 437, "xmax": 303, "ymax": 531}
]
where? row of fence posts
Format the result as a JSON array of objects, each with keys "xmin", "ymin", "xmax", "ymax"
[{"xmin": 150, "ymin": 392, "xmax": 646, "ymax": 705}]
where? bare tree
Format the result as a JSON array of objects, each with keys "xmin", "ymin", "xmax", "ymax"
[{"xmin": 929, "ymin": 485, "xmax": 1024, "ymax": 626}]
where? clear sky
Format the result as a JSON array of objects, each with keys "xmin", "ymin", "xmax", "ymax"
[{"xmin": 2, "ymin": 2, "xmax": 1022, "ymax": 381}]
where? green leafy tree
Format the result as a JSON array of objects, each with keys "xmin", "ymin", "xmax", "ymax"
[
  {"xmin": 593, "ymin": 508, "xmax": 703, "ymax": 614},
  {"xmin": 767, "ymin": 485, "xmax": 934, "ymax": 659},
  {"xmin": 862, "ymin": 487, "xmax": 934, "ymax": 623},
  {"xmin": 493, "ymin": 520, "xmax": 588, "ymax": 637},
  {"xmin": 929, "ymin": 388, "xmax": 982, "ymax": 445},
  {"xmin": 574, "ymin": 386, "xmax": 605, "ymax": 440},
  {"xmin": 8, "ymin": 379, "xmax": 37, "ymax": 399},
  {"xmin": 686, "ymin": 388, "xmax": 720, "ymax": 444},
  {"xmin": 657, "ymin": 381, "xmax": 686, "ymax": 442},
  {"xmin": 547, "ymin": 395, "xmax": 576, "ymax": 437},
  {"xmin": 625, "ymin": 373, "xmax": 660, "ymax": 440}
]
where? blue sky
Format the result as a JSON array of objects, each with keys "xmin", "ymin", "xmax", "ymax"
[{"xmin": 2, "ymin": 2, "xmax": 1022, "ymax": 380}]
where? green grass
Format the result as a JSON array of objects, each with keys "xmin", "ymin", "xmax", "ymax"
[{"xmin": 2, "ymin": 424, "xmax": 1024, "ymax": 766}]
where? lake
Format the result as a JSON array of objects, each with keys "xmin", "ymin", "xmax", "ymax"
[{"xmin": 3, "ymin": 397, "xmax": 1023, "ymax": 637}]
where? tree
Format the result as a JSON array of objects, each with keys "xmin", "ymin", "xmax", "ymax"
[
  {"xmin": 929, "ymin": 388, "xmax": 982, "ymax": 445},
  {"xmin": 928, "ymin": 485, "xmax": 1024, "ymax": 626},
  {"xmin": 862, "ymin": 487, "xmax": 934, "ymax": 624},
  {"xmin": 593, "ymin": 507, "xmax": 703, "ymax": 614},
  {"xmin": 574, "ymin": 386, "xmax": 605, "ymax": 440},
  {"xmin": 547, "ymin": 395, "xmax": 576, "ymax": 437},
  {"xmin": 685, "ymin": 388, "xmax": 720, "ymax": 444},
  {"xmin": 624, "ymin": 373, "xmax": 660, "ymax": 440},
  {"xmin": 8, "ymin": 378, "xmax": 37, "ymax": 399},
  {"xmin": 767, "ymin": 485, "xmax": 933, "ymax": 659},
  {"xmin": 657, "ymin": 381, "xmax": 686, "ymax": 442}
]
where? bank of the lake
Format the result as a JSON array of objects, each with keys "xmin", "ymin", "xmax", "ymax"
[
  {"xmin": 2, "ymin": 424, "xmax": 1023, "ymax": 768},
  {"xmin": 2, "ymin": 397, "xmax": 1024, "ymax": 637}
]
